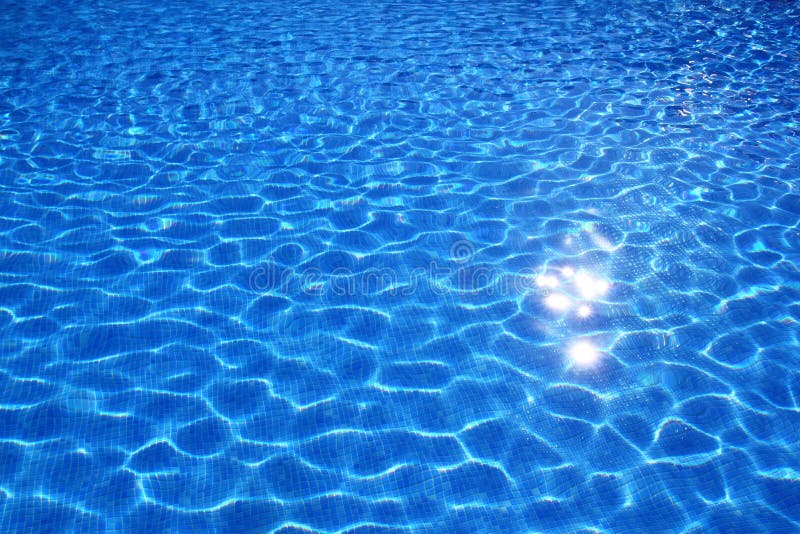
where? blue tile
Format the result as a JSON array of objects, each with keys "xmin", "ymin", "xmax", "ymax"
[{"xmin": 2, "ymin": 0, "xmax": 800, "ymax": 531}]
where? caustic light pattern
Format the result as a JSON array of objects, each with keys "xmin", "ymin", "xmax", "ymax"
[{"xmin": 1, "ymin": 0, "xmax": 800, "ymax": 532}]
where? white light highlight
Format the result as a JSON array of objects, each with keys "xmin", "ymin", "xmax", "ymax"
[
  {"xmin": 574, "ymin": 272, "xmax": 610, "ymax": 299},
  {"xmin": 545, "ymin": 293, "xmax": 571, "ymax": 311},
  {"xmin": 590, "ymin": 232, "xmax": 615, "ymax": 252},
  {"xmin": 536, "ymin": 275, "xmax": 560, "ymax": 288},
  {"xmin": 568, "ymin": 341, "xmax": 601, "ymax": 367},
  {"xmin": 577, "ymin": 304, "xmax": 592, "ymax": 318}
]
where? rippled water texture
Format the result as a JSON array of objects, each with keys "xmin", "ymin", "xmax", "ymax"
[{"xmin": 2, "ymin": 0, "xmax": 800, "ymax": 531}]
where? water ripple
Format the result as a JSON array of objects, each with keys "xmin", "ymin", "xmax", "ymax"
[{"xmin": 1, "ymin": 0, "xmax": 800, "ymax": 531}]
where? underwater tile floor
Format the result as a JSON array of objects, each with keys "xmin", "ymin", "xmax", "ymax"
[{"xmin": 1, "ymin": 0, "xmax": 799, "ymax": 532}]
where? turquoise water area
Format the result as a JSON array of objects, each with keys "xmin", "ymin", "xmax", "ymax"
[{"xmin": 1, "ymin": 0, "xmax": 799, "ymax": 531}]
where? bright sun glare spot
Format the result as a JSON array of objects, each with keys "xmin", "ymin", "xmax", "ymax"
[
  {"xmin": 536, "ymin": 275, "xmax": 559, "ymax": 288},
  {"xmin": 545, "ymin": 293, "xmax": 571, "ymax": 311},
  {"xmin": 574, "ymin": 271, "xmax": 610, "ymax": 299},
  {"xmin": 577, "ymin": 304, "xmax": 592, "ymax": 318},
  {"xmin": 568, "ymin": 340, "xmax": 601, "ymax": 367},
  {"xmin": 561, "ymin": 266, "xmax": 575, "ymax": 278}
]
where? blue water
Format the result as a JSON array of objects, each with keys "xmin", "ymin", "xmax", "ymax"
[{"xmin": 1, "ymin": 0, "xmax": 800, "ymax": 531}]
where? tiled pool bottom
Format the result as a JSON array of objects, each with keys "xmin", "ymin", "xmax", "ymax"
[{"xmin": 1, "ymin": 0, "xmax": 800, "ymax": 531}]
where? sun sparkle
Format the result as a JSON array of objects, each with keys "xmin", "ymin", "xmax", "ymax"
[
  {"xmin": 545, "ymin": 293, "xmax": 571, "ymax": 311},
  {"xmin": 568, "ymin": 340, "xmax": 601, "ymax": 367}
]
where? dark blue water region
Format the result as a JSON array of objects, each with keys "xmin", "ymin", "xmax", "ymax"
[{"xmin": 1, "ymin": 0, "xmax": 800, "ymax": 532}]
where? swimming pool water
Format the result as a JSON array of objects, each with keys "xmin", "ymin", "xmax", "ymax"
[{"xmin": 2, "ymin": 0, "xmax": 800, "ymax": 531}]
